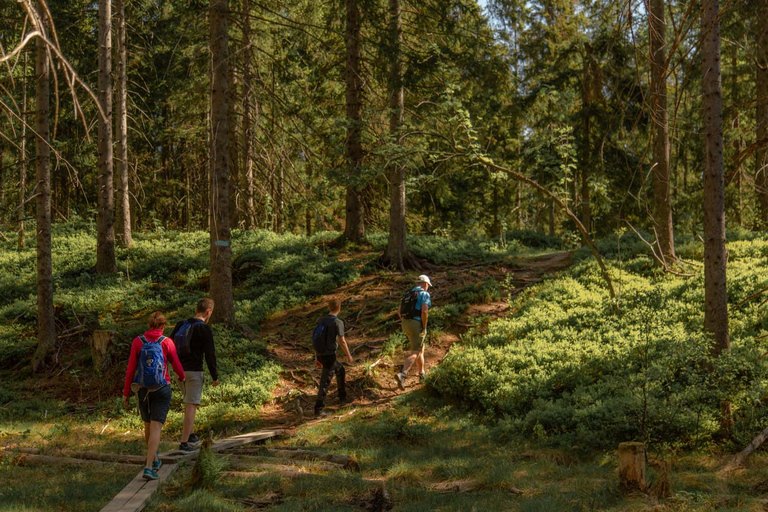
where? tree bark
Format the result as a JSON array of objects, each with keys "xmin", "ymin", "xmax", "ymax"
[
  {"xmin": 757, "ymin": 0, "xmax": 768, "ymax": 227},
  {"xmin": 731, "ymin": 50, "xmax": 743, "ymax": 228},
  {"xmin": 650, "ymin": 0, "xmax": 675, "ymax": 264},
  {"xmin": 381, "ymin": 0, "xmax": 416, "ymax": 270},
  {"xmin": 96, "ymin": 0, "xmax": 116, "ymax": 274},
  {"xmin": 342, "ymin": 0, "xmax": 366, "ymax": 243},
  {"xmin": 18, "ymin": 53, "xmax": 27, "ymax": 251},
  {"xmin": 701, "ymin": 0, "xmax": 730, "ymax": 353},
  {"xmin": 580, "ymin": 46, "xmax": 592, "ymax": 232},
  {"xmin": 209, "ymin": 0, "xmax": 235, "ymax": 325},
  {"xmin": 32, "ymin": 3, "xmax": 56, "ymax": 372},
  {"xmin": 115, "ymin": 0, "xmax": 132, "ymax": 248},
  {"xmin": 241, "ymin": 0, "xmax": 257, "ymax": 231}
]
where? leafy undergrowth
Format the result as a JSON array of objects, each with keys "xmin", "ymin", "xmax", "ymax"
[
  {"xmin": 0, "ymin": 223, "xmax": 538, "ymax": 510},
  {"xmin": 429, "ymin": 231, "xmax": 768, "ymax": 452},
  {"xmin": 144, "ymin": 393, "xmax": 768, "ymax": 512}
]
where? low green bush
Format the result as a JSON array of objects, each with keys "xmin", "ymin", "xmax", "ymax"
[{"xmin": 429, "ymin": 238, "xmax": 768, "ymax": 449}]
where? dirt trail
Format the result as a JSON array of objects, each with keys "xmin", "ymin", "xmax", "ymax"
[{"xmin": 257, "ymin": 251, "xmax": 572, "ymax": 429}]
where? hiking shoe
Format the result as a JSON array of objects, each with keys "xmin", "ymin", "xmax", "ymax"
[
  {"xmin": 188, "ymin": 432, "xmax": 202, "ymax": 447},
  {"xmin": 418, "ymin": 371, "xmax": 426, "ymax": 383},
  {"xmin": 315, "ymin": 409, "xmax": 329, "ymax": 418},
  {"xmin": 395, "ymin": 372, "xmax": 406, "ymax": 391},
  {"xmin": 178, "ymin": 442, "xmax": 197, "ymax": 453},
  {"xmin": 152, "ymin": 455, "xmax": 163, "ymax": 471},
  {"xmin": 143, "ymin": 468, "xmax": 159, "ymax": 480}
]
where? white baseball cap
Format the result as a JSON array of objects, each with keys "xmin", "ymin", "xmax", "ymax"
[{"xmin": 418, "ymin": 275, "xmax": 433, "ymax": 286}]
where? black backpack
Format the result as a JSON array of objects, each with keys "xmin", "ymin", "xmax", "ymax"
[
  {"xmin": 399, "ymin": 289, "xmax": 420, "ymax": 318},
  {"xmin": 173, "ymin": 318, "xmax": 203, "ymax": 358},
  {"xmin": 312, "ymin": 316, "xmax": 337, "ymax": 354}
]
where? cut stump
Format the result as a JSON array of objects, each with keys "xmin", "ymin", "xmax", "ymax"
[{"xmin": 618, "ymin": 442, "xmax": 646, "ymax": 492}]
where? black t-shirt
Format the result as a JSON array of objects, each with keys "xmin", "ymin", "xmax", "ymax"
[
  {"xmin": 170, "ymin": 318, "xmax": 218, "ymax": 380},
  {"xmin": 316, "ymin": 314, "xmax": 345, "ymax": 356}
]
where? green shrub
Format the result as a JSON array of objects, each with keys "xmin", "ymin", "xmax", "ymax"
[
  {"xmin": 452, "ymin": 279, "xmax": 501, "ymax": 304},
  {"xmin": 429, "ymin": 241, "xmax": 768, "ymax": 449}
]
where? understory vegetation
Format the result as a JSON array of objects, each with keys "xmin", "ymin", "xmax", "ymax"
[
  {"xmin": 143, "ymin": 395, "xmax": 768, "ymax": 512},
  {"xmin": 430, "ymin": 232, "xmax": 768, "ymax": 451}
]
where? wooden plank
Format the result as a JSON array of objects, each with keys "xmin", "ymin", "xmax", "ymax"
[
  {"xmin": 100, "ymin": 429, "xmax": 282, "ymax": 512},
  {"xmin": 100, "ymin": 471, "xmax": 147, "ymax": 512},
  {"xmin": 211, "ymin": 429, "xmax": 283, "ymax": 452},
  {"xmin": 100, "ymin": 464, "xmax": 177, "ymax": 512},
  {"xmin": 119, "ymin": 463, "xmax": 178, "ymax": 512}
]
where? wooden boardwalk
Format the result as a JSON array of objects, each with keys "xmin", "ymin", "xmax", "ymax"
[{"xmin": 99, "ymin": 429, "xmax": 282, "ymax": 512}]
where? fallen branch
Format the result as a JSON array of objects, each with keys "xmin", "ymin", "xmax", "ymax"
[
  {"xmin": 721, "ymin": 424, "xmax": 768, "ymax": 472},
  {"xmin": 731, "ymin": 286, "xmax": 768, "ymax": 312},
  {"xmin": 265, "ymin": 448, "xmax": 360, "ymax": 471}
]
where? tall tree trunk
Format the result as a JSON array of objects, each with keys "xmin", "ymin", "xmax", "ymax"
[
  {"xmin": 18, "ymin": 53, "xmax": 27, "ymax": 251},
  {"xmin": 241, "ymin": 0, "xmax": 257, "ymax": 231},
  {"xmin": 701, "ymin": 0, "xmax": 730, "ymax": 353},
  {"xmin": 580, "ymin": 47, "xmax": 592, "ymax": 232},
  {"xmin": 342, "ymin": 0, "xmax": 366, "ymax": 243},
  {"xmin": 32, "ymin": 2, "xmax": 57, "ymax": 372},
  {"xmin": 275, "ymin": 165, "xmax": 284, "ymax": 232},
  {"xmin": 650, "ymin": 0, "xmax": 676, "ymax": 264},
  {"xmin": 96, "ymin": 0, "xmax": 116, "ymax": 274},
  {"xmin": 382, "ymin": 0, "xmax": 415, "ymax": 270},
  {"xmin": 757, "ymin": 0, "xmax": 768, "ymax": 227},
  {"xmin": 115, "ymin": 0, "xmax": 132, "ymax": 248},
  {"xmin": 731, "ymin": 51, "xmax": 743, "ymax": 227},
  {"xmin": 209, "ymin": 0, "xmax": 235, "ymax": 325}
]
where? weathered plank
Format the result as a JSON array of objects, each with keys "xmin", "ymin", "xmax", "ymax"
[
  {"xmin": 100, "ymin": 464, "xmax": 177, "ymax": 512},
  {"xmin": 100, "ymin": 429, "xmax": 283, "ymax": 512}
]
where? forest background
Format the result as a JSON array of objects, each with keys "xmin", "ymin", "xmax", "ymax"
[{"xmin": 1, "ymin": 0, "xmax": 768, "ymax": 509}]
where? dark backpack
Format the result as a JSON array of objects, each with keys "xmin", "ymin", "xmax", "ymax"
[
  {"xmin": 133, "ymin": 335, "xmax": 167, "ymax": 389},
  {"xmin": 399, "ymin": 289, "xmax": 420, "ymax": 318},
  {"xmin": 173, "ymin": 319, "xmax": 203, "ymax": 358},
  {"xmin": 312, "ymin": 317, "xmax": 337, "ymax": 354}
]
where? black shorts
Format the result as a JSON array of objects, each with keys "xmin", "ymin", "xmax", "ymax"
[{"xmin": 136, "ymin": 384, "xmax": 172, "ymax": 424}]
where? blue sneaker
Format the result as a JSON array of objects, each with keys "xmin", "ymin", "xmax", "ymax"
[
  {"xmin": 152, "ymin": 457, "xmax": 163, "ymax": 471},
  {"xmin": 143, "ymin": 468, "xmax": 159, "ymax": 480}
]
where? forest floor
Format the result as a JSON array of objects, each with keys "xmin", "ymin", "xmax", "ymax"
[
  {"xmin": 256, "ymin": 251, "xmax": 573, "ymax": 429},
  {"xmin": 4, "ymin": 235, "xmax": 768, "ymax": 512}
]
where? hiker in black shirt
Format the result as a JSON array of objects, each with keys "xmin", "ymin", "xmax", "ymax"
[
  {"xmin": 170, "ymin": 297, "xmax": 219, "ymax": 451},
  {"xmin": 313, "ymin": 298, "xmax": 353, "ymax": 417}
]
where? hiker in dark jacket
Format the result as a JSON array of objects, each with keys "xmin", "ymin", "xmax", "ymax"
[
  {"xmin": 170, "ymin": 297, "xmax": 218, "ymax": 452},
  {"xmin": 395, "ymin": 275, "xmax": 432, "ymax": 390},
  {"xmin": 123, "ymin": 312, "xmax": 185, "ymax": 480},
  {"xmin": 313, "ymin": 298, "xmax": 353, "ymax": 417}
]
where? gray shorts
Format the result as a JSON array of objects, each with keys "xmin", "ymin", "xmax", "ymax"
[
  {"xmin": 402, "ymin": 318, "xmax": 426, "ymax": 351},
  {"xmin": 179, "ymin": 371, "xmax": 204, "ymax": 405}
]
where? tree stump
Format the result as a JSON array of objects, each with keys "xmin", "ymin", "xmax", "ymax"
[
  {"xmin": 91, "ymin": 330, "xmax": 113, "ymax": 372},
  {"xmin": 618, "ymin": 442, "xmax": 646, "ymax": 492}
]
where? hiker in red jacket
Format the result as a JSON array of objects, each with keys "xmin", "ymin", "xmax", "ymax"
[{"xmin": 123, "ymin": 312, "xmax": 185, "ymax": 480}]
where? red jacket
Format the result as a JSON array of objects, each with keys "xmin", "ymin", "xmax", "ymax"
[{"xmin": 123, "ymin": 328, "xmax": 186, "ymax": 397}]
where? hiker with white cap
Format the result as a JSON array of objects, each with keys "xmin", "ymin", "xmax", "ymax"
[{"xmin": 395, "ymin": 275, "xmax": 433, "ymax": 390}]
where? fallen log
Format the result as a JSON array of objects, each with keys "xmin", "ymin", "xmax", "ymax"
[
  {"xmin": 266, "ymin": 448, "xmax": 360, "ymax": 471},
  {"xmin": 5, "ymin": 452, "xmax": 140, "ymax": 468},
  {"xmin": 227, "ymin": 455, "xmax": 343, "ymax": 472},
  {"xmin": 10, "ymin": 447, "xmax": 148, "ymax": 465},
  {"xmin": 721, "ymin": 424, "xmax": 768, "ymax": 472}
]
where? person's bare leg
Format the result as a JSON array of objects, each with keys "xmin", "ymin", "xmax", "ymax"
[
  {"xmin": 181, "ymin": 403, "xmax": 197, "ymax": 443},
  {"xmin": 416, "ymin": 347, "xmax": 425, "ymax": 374},
  {"xmin": 144, "ymin": 422, "xmax": 150, "ymax": 445},
  {"xmin": 145, "ymin": 421, "xmax": 163, "ymax": 468},
  {"xmin": 401, "ymin": 352, "xmax": 418, "ymax": 375}
]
